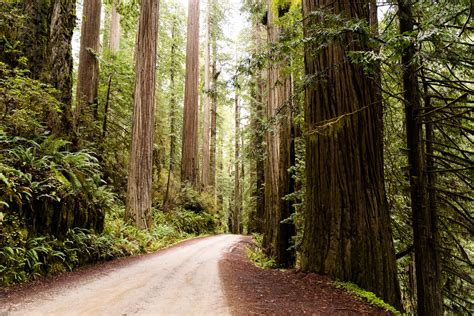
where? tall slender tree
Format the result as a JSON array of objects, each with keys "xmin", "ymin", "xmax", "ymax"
[
  {"xmin": 263, "ymin": 0, "xmax": 280, "ymax": 255},
  {"xmin": 181, "ymin": 0, "xmax": 200, "ymax": 187},
  {"xmin": 75, "ymin": 0, "xmax": 102, "ymax": 123},
  {"xmin": 125, "ymin": 0, "xmax": 160, "ymax": 229},
  {"xmin": 109, "ymin": 0, "xmax": 120, "ymax": 53},
  {"xmin": 300, "ymin": 0, "xmax": 401, "ymax": 308},
  {"xmin": 398, "ymin": 0, "xmax": 442, "ymax": 313},
  {"xmin": 254, "ymin": 20, "xmax": 266, "ymax": 234},
  {"xmin": 201, "ymin": 0, "xmax": 212, "ymax": 191},
  {"xmin": 209, "ymin": 32, "xmax": 219, "ymax": 195},
  {"xmin": 164, "ymin": 12, "xmax": 180, "ymax": 210},
  {"xmin": 233, "ymin": 91, "xmax": 241, "ymax": 234},
  {"xmin": 277, "ymin": 68, "xmax": 296, "ymax": 268}
]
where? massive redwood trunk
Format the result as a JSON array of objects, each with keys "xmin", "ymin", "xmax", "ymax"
[
  {"xmin": 45, "ymin": 0, "xmax": 76, "ymax": 132},
  {"xmin": 263, "ymin": 0, "xmax": 280, "ymax": 256},
  {"xmin": 263, "ymin": 1, "xmax": 295, "ymax": 267},
  {"xmin": 75, "ymin": 0, "xmax": 101, "ymax": 122},
  {"xmin": 181, "ymin": 0, "xmax": 200, "ymax": 187},
  {"xmin": 125, "ymin": 0, "xmax": 160, "ymax": 229},
  {"xmin": 15, "ymin": 0, "xmax": 76, "ymax": 133},
  {"xmin": 301, "ymin": 0, "xmax": 401, "ymax": 308}
]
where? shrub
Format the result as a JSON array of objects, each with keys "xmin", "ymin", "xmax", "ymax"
[{"xmin": 178, "ymin": 185, "xmax": 215, "ymax": 214}]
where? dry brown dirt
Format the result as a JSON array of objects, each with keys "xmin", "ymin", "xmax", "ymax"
[{"xmin": 219, "ymin": 236, "xmax": 394, "ymax": 315}]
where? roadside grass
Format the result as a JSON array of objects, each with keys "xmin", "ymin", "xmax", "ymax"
[{"xmin": 334, "ymin": 281, "xmax": 404, "ymax": 315}]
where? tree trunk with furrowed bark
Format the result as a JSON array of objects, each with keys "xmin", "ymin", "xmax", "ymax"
[
  {"xmin": 301, "ymin": 0, "xmax": 401, "ymax": 309},
  {"xmin": 181, "ymin": 0, "xmax": 200, "ymax": 188},
  {"xmin": 75, "ymin": 0, "xmax": 101, "ymax": 124},
  {"xmin": 126, "ymin": 0, "xmax": 160, "ymax": 229}
]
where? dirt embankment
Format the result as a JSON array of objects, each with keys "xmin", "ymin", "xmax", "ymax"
[{"xmin": 219, "ymin": 237, "xmax": 393, "ymax": 315}]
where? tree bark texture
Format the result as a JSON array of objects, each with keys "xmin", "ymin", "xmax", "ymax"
[
  {"xmin": 164, "ymin": 15, "xmax": 179, "ymax": 211},
  {"xmin": 17, "ymin": 0, "xmax": 76, "ymax": 132},
  {"xmin": 125, "ymin": 0, "xmax": 160, "ymax": 229},
  {"xmin": 17, "ymin": 0, "xmax": 51, "ymax": 77},
  {"xmin": 75, "ymin": 0, "xmax": 101, "ymax": 123},
  {"xmin": 301, "ymin": 0, "xmax": 401, "ymax": 308},
  {"xmin": 398, "ymin": 1, "xmax": 443, "ymax": 314},
  {"xmin": 201, "ymin": 0, "xmax": 212, "ymax": 191},
  {"xmin": 181, "ymin": 0, "xmax": 200, "ymax": 187},
  {"xmin": 109, "ymin": 0, "xmax": 120, "ymax": 52},
  {"xmin": 47, "ymin": 0, "xmax": 76, "ymax": 130},
  {"xmin": 250, "ymin": 21, "xmax": 266, "ymax": 235},
  {"xmin": 277, "ymin": 70, "xmax": 296, "ymax": 268},
  {"xmin": 263, "ymin": 0, "xmax": 281, "ymax": 256},
  {"xmin": 264, "ymin": 2, "xmax": 295, "ymax": 268},
  {"xmin": 233, "ymin": 93, "xmax": 242, "ymax": 234},
  {"xmin": 256, "ymin": 27, "xmax": 266, "ymax": 236},
  {"xmin": 209, "ymin": 35, "xmax": 219, "ymax": 196}
]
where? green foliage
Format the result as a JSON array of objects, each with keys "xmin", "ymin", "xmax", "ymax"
[
  {"xmin": 154, "ymin": 208, "xmax": 222, "ymax": 236},
  {"xmin": 246, "ymin": 234, "xmax": 277, "ymax": 269},
  {"xmin": 0, "ymin": 62, "xmax": 62, "ymax": 136},
  {"xmin": 0, "ymin": 205, "xmax": 220, "ymax": 287},
  {"xmin": 334, "ymin": 281, "xmax": 403, "ymax": 315},
  {"xmin": 0, "ymin": 61, "xmax": 109, "ymax": 237},
  {"xmin": 0, "ymin": 132, "xmax": 111, "ymax": 236},
  {"xmin": 0, "ymin": 0, "xmax": 24, "ymax": 66},
  {"xmin": 177, "ymin": 185, "xmax": 216, "ymax": 214},
  {"xmin": 379, "ymin": 1, "xmax": 473, "ymax": 313}
]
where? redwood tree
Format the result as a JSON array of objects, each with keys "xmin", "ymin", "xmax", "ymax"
[
  {"xmin": 209, "ymin": 30, "xmax": 219, "ymax": 195},
  {"xmin": 164, "ymin": 13, "xmax": 180, "ymax": 210},
  {"xmin": 398, "ymin": 0, "xmax": 442, "ymax": 313},
  {"xmin": 263, "ymin": 0, "xmax": 280, "ymax": 256},
  {"xmin": 301, "ymin": 0, "xmax": 401, "ymax": 308},
  {"xmin": 181, "ymin": 0, "xmax": 200, "ymax": 187},
  {"xmin": 125, "ymin": 0, "xmax": 160, "ymax": 229},
  {"xmin": 75, "ymin": 0, "xmax": 101, "ymax": 122},
  {"xmin": 254, "ymin": 20, "xmax": 266, "ymax": 234},
  {"xmin": 201, "ymin": 0, "xmax": 212, "ymax": 191},
  {"xmin": 233, "ymin": 92, "xmax": 241, "ymax": 234},
  {"xmin": 14, "ymin": 0, "xmax": 76, "ymax": 132},
  {"xmin": 109, "ymin": 0, "xmax": 120, "ymax": 53}
]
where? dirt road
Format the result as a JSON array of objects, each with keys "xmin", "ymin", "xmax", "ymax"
[{"xmin": 1, "ymin": 235, "xmax": 242, "ymax": 316}]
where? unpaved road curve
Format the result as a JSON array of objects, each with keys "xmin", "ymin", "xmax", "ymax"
[{"xmin": 1, "ymin": 235, "xmax": 243, "ymax": 316}]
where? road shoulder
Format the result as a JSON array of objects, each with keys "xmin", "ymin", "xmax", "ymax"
[{"xmin": 219, "ymin": 237, "xmax": 394, "ymax": 315}]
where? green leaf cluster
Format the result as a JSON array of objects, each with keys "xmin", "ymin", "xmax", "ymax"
[{"xmin": 334, "ymin": 281, "xmax": 403, "ymax": 315}]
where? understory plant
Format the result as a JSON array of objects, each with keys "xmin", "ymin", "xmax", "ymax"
[
  {"xmin": 0, "ymin": 206, "xmax": 221, "ymax": 287},
  {"xmin": 246, "ymin": 233, "xmax": 277, "ymax": 269},
  {"xmin": 334, "ymin": 281, "xmax": 403, "ymax": 315}
]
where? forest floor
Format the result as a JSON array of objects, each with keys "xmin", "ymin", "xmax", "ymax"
[
  {"xmin": 220, "ymin": 237, "xmax": 394, "ymax": 315},
  {"xmin": 0, "ymin": 235, "xmax": 393, "ymax": 315}
]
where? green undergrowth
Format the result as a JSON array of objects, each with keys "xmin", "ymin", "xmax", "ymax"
[
  {"xmin": 246, "ymin": 233, "xmax": 277, "ymax": 269},
  {"xmin": 334, "ymin": 281, "xmax": 403, "ymax": 315},
  {"xmin": 0, "ymin": 206, "xmax": 220, "ymax": 287}
]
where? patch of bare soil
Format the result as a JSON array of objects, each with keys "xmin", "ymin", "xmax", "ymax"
[{"xmin": 219, "ymin": 237, "xmax": 393, "ymax": 315}]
